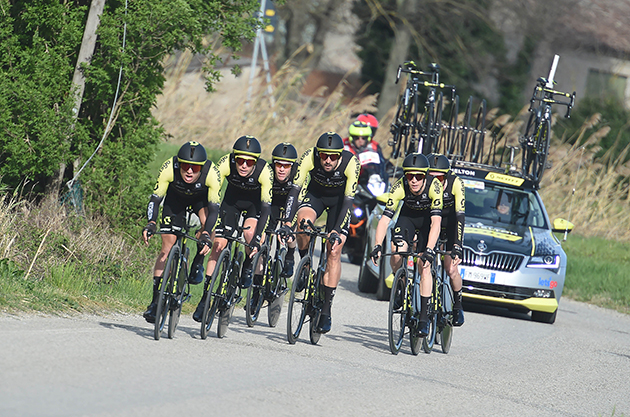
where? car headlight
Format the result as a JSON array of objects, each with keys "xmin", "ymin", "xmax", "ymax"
[{"xmin": 527, "ymin": 255, "xmax": 560, "ymax": 270}]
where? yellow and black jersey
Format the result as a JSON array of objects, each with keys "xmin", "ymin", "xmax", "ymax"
[
  {"xmin": 269, "ymin": 162, "xmax": 298, "ymax": 210},
  {"xmin": 441, "ymin": 171, "xmax": 465, "ymax": 248},
  {"xmin": 152, "ymin": 157, "xmax": 221, "ymax": 203},
  {"xmin": 383, "ymin": 174, "xmax": 443, "ymax": 219},
  {"xmin": 147, "ymin": 156, "xmax": 221, "ymax": 234},
  {"xmin": 216, "ymin": 153, "xmax": 273, "ymax": 205},
  {"xmin": 292, "ymin": 147, "xmax": 360, "ymax": 199}
]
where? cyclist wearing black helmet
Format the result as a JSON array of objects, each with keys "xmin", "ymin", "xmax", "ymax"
[
  {"xmin": 370, "ymin": 153, "xmax": 443, "ymax": 336},
  {"xmin": 142, "ymin": 141, "xmax": 221, "ymax": 324},
  {"xmin": 269, "ymin": 142, "xmax": 299, "ymax": 277},
  {"xmin": 427, "ymin": 153, "xmax": 465, "ymax": 326},
  {"xmin": 283, "ymin": 132, "xmax": 360, "ymax": 334},
  {"xmin": 192, "ymin": 135, "xmax": 274, "ymax": 322}
]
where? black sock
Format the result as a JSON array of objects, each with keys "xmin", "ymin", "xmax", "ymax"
[
  {"xmin": 287, "ymin": 246, "xmax": 295, "ymax": 258},
  {"xmin": 453, "ymin": 289, "xmax": 463, "ymax": 309},
  {"xmin": 243, "ymin": 255, "xmax": 253, "ymax": 270},
  {"xmin": 254, "ymin": 274, "xmax": 263, "ymax": 285},
  {"xmin": 299, "ymin": 248, "xmax": 307, "ymax": 258},
  {"xmin": 420, "ymin": 296, "xmax": 431, "ymax": 322},
  {"xmin": 322, "ymin": 285, "xmax": 336, "ymax": 316}
]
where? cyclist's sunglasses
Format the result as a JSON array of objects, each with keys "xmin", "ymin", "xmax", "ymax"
[
  {"xmin": 429, "ymin": 171, "xmax": 446, "ymax": 180},
  {"xmin": 180, "ymin": 162, "xmax": 202, "ymax": 173},
  {"xmin": 352, "ymin": 136, "xmax": 369, "ymax": 141},
  {"xmin": 274, "ymin": 161, "xmax": 293, "ymax": 169},
  {"xmin": 405, "ymin": 172, "xmax": 425, "ymax": 181},
  {"xmin": 236, "ymin": 156, "xmax": 257, "ymax": 167},
  {"xmin": 319, "ymin": 152, "xmax": 340, "ymax": 162}
]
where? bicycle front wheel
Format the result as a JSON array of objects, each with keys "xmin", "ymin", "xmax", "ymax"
[
  {"xmin": 200, "ymin": 248, "xmax": 230, "ymax": 340},
  {"xmin": 267, "ymin": 247, "xmax": 287, "ymax": 328},
  {"xmin": 531, "ymin": 118, "xmax": 551, "ymax": 184},
  {"xmin": 309, "ymin": 274, "xmax": 323, "ymax": 345},
  {"xmin": 287, "ymin": 256, "xmax": 310, "ymax": 344},
  {"xmin": 154, "ymin": 244, "xmax": 180, "ymax": 341},
  {"xmin": 246, "ymin": 245, "xmax": 269, "ymax": 327},
  {"xmin": 388, "ymin": 269, "xmax": 407, "ymax": 355},
  {"xmin": 441, "ymin": 322, "xmax": 453, "ymax": 354},
  {"xmin": 168, "ymin": 247, "xmax": 188, "ymax": 339}
]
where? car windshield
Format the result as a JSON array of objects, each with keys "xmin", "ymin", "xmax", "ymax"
[{"xmin": 463, "ymin": 180, "xmax": 548, "ymax": 229}]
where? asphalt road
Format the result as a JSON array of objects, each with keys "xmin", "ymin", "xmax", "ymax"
[{"xmin": 1, "ymin": 259, "xmax": 629, "ymax": 417}]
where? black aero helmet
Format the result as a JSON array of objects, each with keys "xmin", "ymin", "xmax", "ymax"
[
  {"xmin": 316, "ymin": 132, "xmax": 343, "ymax": 154},
  {"xmin": 233, "ymin": 135, "xmax": 261, "ymax": 160},
  {"xmin": 402, "ymin": 153, "xmax": 430, "ymax": 173},
  {"xmin": 427, "ymin": 153, "xmax": 450, "ymax": 173},
  {"xmin": 178, "ymin": 141, "xmax": 207, "ymax": 165},
  {"xmin": 272, "ymin": 142, "xmax": 298, "ymax": 163}
]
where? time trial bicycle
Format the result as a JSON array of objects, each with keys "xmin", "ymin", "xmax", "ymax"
[
  {"xmin": 521, "ymin": 55, "xmax": 575, "ymax": 185},
  {"xmin": 153, "ymin": 206, "xmax": 200, "ymax": 341},
  {"xmin": 287, "ymin": 219, "xmax": 341, "ymax": 345},
  {"xmin": 245, "ymin": 226, "xmax": 290, "ymax": 328}
]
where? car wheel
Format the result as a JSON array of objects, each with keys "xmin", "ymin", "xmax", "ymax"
[{"xmin": 531, "ymin": 309, "xmax": 557, "ymax": 324}]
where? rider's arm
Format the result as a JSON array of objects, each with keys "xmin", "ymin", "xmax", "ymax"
[
  {"xmin": 332, "ymin": 154, "xmax": 360, "ymax": 233},
  {"xmin": 284, "ymin": 148, "xmax": 315, "ymax": 223},
  {"xmin": 147, "ymin": 158, "xmax": 174, "ymax": 223},
  {"xmin": 426, "ymin": 177, "xmax": 444, "ymax": 250},
  {"xmin": 452, "ymin": 176, "xmax": 466, "ymax": 248},
  {"xmin": 253, "ymin": 163, "xmax": 274, "ymax": 246},
  {"xmin": 203, "ymin": 164, "xmax": 222, "ymax": 235},
  {"xmin": 375, "ymin": 178, "xmax": 405, "ymax": 246}
]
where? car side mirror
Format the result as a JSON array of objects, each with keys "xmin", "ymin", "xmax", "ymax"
[{"xmin": 552, "ymin": 218, "xmax": 574, "ymax": 234}]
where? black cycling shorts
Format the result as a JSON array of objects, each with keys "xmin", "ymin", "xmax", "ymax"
[
  {"xmin": 160, "ymin": 193, "xmax": 206, "ymax": 231},
  {"xmin": 298, "ymin": 191, "xmax": 350, "ymax": 235},
  {"xmin": 215, "ymin": 197, "xmax": 260, "ymax": 239},
  {"xmin": 440, "ymin": 217, "xmax": 457, "ymax": 251},
  {"xmin": 391, "ymin": 215, "xmax": 430, "ymax": 252}
]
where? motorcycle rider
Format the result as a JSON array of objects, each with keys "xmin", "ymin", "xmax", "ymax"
[
  {"xmin": 343, "ymin": 120, "xmax": 388, "ymax": 184},
  {"xmin": 356, "ymin": 113, "xmax": 379, "ymax": 138}
]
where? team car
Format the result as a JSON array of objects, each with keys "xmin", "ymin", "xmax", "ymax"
[{"xmin": 357, "ymin": 160, "xmax": 573, "ymax": 324}]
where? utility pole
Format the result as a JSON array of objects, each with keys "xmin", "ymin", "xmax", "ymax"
[
  {"xmin": 53, "ymin": 0, "xmax": 106, "ymax": 194},
  {"xmin": 245, "ymin": 0, "xmax": 275, "ymax": 111}
]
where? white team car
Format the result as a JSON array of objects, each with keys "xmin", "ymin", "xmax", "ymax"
[{"xmin": 357, "ymin": 161, "xmax": 573, "ymax": 324}]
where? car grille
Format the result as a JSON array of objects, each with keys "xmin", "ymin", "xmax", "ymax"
[
  {"xmin": 462, "ymin": 280, "xmax": 533, "ymax": 300},
  {"xmin": 461, "ymin": 249, "xmax": 524, "ymax": 272}
]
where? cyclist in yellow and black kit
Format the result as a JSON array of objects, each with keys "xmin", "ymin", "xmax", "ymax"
[
  {"xmin": 282, "ymin": 132, "xmax": 360, "ymax": 334},
  {"xmin": 427, "ymin": 153, "xmax": 465, "ymax": 326},
  {"xmin": 370, "ymin": 153, "xmax": 443, "ymax": 336},
  {"xmin": 192, "ymin": 136, "xmax": 274, "ymax": 322},
  {"xmin": 269, "ymin": 143, "xmax": 299, "ymax": 277},
  {"xmin": 142, "ymin": 141, "xmax": 221, "ymax": 324}
]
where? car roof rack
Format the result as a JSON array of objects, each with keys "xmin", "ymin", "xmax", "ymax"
[{"xmin": 451, "ymin": 159, "xmax": 538, "ymax": 190}]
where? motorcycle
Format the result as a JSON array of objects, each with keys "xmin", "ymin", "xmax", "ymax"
[{"xmin": 345, "ymin": 164, "xmax": 388, "ymax": 265}]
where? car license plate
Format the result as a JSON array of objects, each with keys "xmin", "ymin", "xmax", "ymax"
[{"xmin": 461, "ymin": 268, "xmax": 495, "ymax": 283}]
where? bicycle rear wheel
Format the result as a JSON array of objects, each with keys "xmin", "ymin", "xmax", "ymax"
[
  {"xmin": 422, "ymin": 283, "xmax": 439, "ymax": 354},
  {"xmin": 168, "ymin": 248, "xmax": 188, "ymax": 339},
  {"xmin": 287, "ymin": 256, "xmax": 310, "ymax": 344},
  {"xmin": 521, "ymin": 112, "xmax": 537, "ymax": 179},
  {"xmin": 267, "ymin": 247, "xmax": 286, "ymax": 327},
  {"xmin": 154, "ymin": 244, "xmax": 179, "ymax": 341},
  {"xmin": 470, "ymin": 99, "xmax": 487, "ymax": 163},
  {"xmin": 246, "ymin": 245, "xmax": 269, "ymax": 327},
  {"xmin": 388, "ymin": 269, "xmax": 407, "ymax": 355},
  {"xmin": 444, "ymin": 95, "xmax": 459, "ymax": 157},
  {"xmin": 441, "ymin": 322, "xmax": 453, "ymax": 354},
  {"xmin": 429, "ymin": 92, "xmax": 444, "ymax": 154},
  {"xmin": 457, "ymin": 96, "xmax": 473, "ymax": 160},
  {"xmin": 200, "ymin": 249, "xmax": 230, "ymax": 340}
]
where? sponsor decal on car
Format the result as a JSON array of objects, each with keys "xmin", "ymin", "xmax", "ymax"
[{"xmin": 539, "ymin": 278, "xmax": 558, "ymax": 289}]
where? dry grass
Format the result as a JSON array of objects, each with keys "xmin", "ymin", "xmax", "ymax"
[
  {"xmin": 154, "ymin": 54, "xmax": 630, "ymax": 242},
  {"xmin": 153, "ymin": 50, "xmax": 377, "ymax": 159}
]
